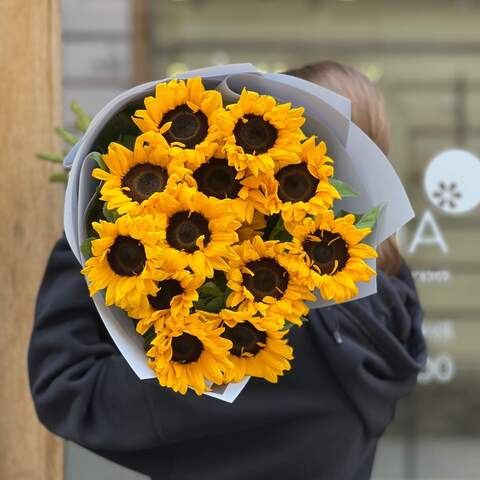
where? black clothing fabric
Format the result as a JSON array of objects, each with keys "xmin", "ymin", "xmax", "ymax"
[{"xmin": 28, "ymin": 234, "xmax": 426, "ymax": 480}]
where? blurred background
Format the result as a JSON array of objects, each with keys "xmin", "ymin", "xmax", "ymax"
[{"xmin": 3, "ymin": 0, "xmax": 479, "ymax": 479}]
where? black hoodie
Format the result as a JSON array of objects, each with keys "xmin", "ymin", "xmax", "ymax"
[{"xmin": 28, "ymin": 234, "xmax": 427, "ymax": 480}]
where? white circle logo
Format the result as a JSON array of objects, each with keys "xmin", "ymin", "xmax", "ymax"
[{"xmin": 424, "ymin": 149, "xmax": 480, "ymax": 215}]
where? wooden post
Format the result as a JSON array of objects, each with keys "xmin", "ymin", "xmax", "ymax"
[
  {"xmin": 133, "ymin": 0, "xmax": 153, "ymax": 84},
  {"xmin": 0, "ymin": 1, "xmax": 64, "ymax": 479}
]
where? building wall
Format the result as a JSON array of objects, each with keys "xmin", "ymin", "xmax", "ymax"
[{"xmin": 62, "ymin": 0, "xmax": 133, "ymax": 127}]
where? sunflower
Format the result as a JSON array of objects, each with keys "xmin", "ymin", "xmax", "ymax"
[
  {"xmin": 154, "ymin": 183, "xmax": 241, "ymax": 279},
  {"xmin": 289, "ymin": 210, "xmax": 377, "ymax": 303},
  {"xmin": 226, "ymin": 236, "xmax": 315, "ymax": 326},
  {"xmin": 92, "ymin": 133, "xmax": 188, "ymax": 216},
  {"xmin": 81, "ymin": 215, "xmax": 163, "ymax": 310},
  {"xmin": 132, "ymin": 77, "xmax": 223, "ymax": 170},
  {"xmin": 185, "ymin": 148, "xmax": 272, "ymax": 223},
  {"xmin": 214, "ymin": 88, "xmax": 305, "ymax": 177},
  {"xmin": 246, "ymin": 136, "xmax": 340, "ymax": 228},
  {"xmin": 129, "ymin": 254, "xmax": 203, "ymax": 335},
  {"xmin": 146, "ymin": 313, "xmax": 233, "ymax": 395},
  {"xmin": 218, "ymin": 309, "xmax": 293, "ymax": 383}
]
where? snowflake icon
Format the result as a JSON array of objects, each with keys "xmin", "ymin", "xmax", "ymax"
[{"xmin": 432, "ymin": 181, "xmax": 462, "ymax": 210}]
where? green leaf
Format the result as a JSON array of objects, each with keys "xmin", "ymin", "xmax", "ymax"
[
  {"xmin": 92, "ymin": 103, "xmax": 143, "ymax": 154},
  {"xmin": 275, "ymin": 229, "xmax": 293, "ymax": 242},
  {"xmin": 355, "ymin": 203, "xmax": 385, "ymax": 230},
  {"xmin": 268, "ymin": 215, "xmax": 293, "ymax": 242},
  {"xmin": 55, "ymin": 127, "xmax": 79, "ymax": 146},
  {"xmin": 102, "ymin": 203, "xmax": 119, "ymax": 223},
  {"xmin": 330, "ymin": 178, "xmax": 359, "ymax": 198},
  {"xmin": 85, "ymin": 185, "xmax": 103, "ymax": 238},
  {"xmin": 213, "ymin": 270, "xmax": 227, "ymax": 290},
  {"xmin": 142, "ymin": 327, "xmax": 157, "ymax": 353},
  {"xmin": 70, "ymin": 101, "xmax": 91, "ymax": 133},
  {"xmin": 49, "ymin": 172, "xmax": 69, "ymax": 183},
  {"xmin": 118, "ymin": 134, "xmax": 137, "ymax": 150},
  {"xmin": 198, "ymin": 281, "xmax": 223, "ymax": 298},
  {"xmin": 194, "ymin": 289, "xmax": 228, "ymax": 313},
  {"xmin": 80, "ymin": 237, "xmax": 95, "ymax": 258},
  {"xmin": 203, "ymin": 295, "xmax": 226, "ymax": 313},
  {"xmin": 91, "ymin": 152, "xmax": 107, "ymax": 171},
  {"xmin": 192, "ymin": 297, "xmax": 207, "ymax": 311},
  {"xmin": 37, "ymin": 152, "xmax": 64, "ymax": 163}
]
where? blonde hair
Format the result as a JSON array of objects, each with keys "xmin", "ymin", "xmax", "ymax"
[{"xmin": 285, "ymin": 60, "xmax": 401, "ymax": 276}]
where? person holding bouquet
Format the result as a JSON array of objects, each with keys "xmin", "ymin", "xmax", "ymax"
[{"xmin": 28, "ymin": 61, "xmax": 426, "ymax": 480}]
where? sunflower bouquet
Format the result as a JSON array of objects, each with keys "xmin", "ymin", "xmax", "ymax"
[{"xmin": 64, "ymin": 64, "xmax": 414, "ymax": 401}]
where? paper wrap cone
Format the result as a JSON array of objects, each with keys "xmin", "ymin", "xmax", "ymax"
[{"xmin": 63, "ymin": 64, "xmax": 414, "ymax": 402}]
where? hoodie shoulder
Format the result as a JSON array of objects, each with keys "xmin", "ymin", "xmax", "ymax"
[{"xmin": 307, "ymin": 258, "xmax": 427, "ymax": 437}]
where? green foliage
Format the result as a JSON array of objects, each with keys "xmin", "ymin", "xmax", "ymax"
[
  {"xmin": 36, "ymin": 152, "xmax": 64, "ymax": 163},
  {"xmin": 330, "ymin": 178, "xmax": 359, "ymax": 198},
  {"xmin": 38, "ymin": 101, "xmax": 93, "ymax": 183},
  {"xmin": 80, "ymin": 237, "xmax": 95, "ymax": 258},
  {"xmin": 92, "ymin": 103, "xmax": 143, "ymax": 154},
  {"xmin": 355, "ymin": 203, "xmax": 384, "ymax": 230},
  {"xmin": 266, "ymin": 214, "xmax": 293, "ymax": 242},
  {"xmin": 198, "ymin": 281, "xmax": 224, "ymax": 298},
  {"xmin": 70, "ymin": 101, "xmax": 91, "ymax": 133},
  {"xmin": 55, "ymin": 127, "xmax": 79, "ymax": 146},
  {"xmin": 49, "ymin": 172, "xmax": 69, "ymax": 183},
  {"xmin": 84, "ymin": 183, "xmax": 103, "ymax": 238},
  {"xmin": 117, "ymin": 134, "xmax": 137, "ymax": 151},
  {"xmin": 336, "ymin": 203, "xmax": 384, "ymax": 231},
  {"xmin": 102, "ymin": 203, "xmax": 119, "ymax": 224},
  {"xmin": 91, "ymin": 152, "xmax": 107, "ymax": 171},
  {"xmin": 194, "ymin": 275, "xmax": 232, "ymax": 314},
  {"xmin": 143, "ymin": 327, "xmax": 157, "ymax": 352}
]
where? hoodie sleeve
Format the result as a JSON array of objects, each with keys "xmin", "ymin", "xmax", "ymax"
[
  {"xmin": 28, "ymin": 234, "xmax": 165, "ymax": 451},
  {"xmin": 307, "ymin": 258, "xmax": 427, "ymax": 437}
]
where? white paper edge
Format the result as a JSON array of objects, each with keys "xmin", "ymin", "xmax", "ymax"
[
  {"xmin": 64, "ymin": 143, "xmax": 83, "ymax": 262},
  {"xmin": 205, "ymin": 376, "xmax": 251, "ymax": 403},
  {"xmin": 345, "ymin": 122, "xmax": 415, "ymax": 244}
]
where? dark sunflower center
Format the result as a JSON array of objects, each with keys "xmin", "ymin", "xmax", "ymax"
[
  {"xmin": 222, "ymin": 322, "xmax": 267, "ymax": 357},
  {"xmin": 275, "ymin": 163, "xmax": 319, "ymax": 203},
  {"xmin": 243, "ymin": 258, "xmax": 289, "ymax": 302},
  {"xmin": 233, "ymin": 114, "xmax": 278, "ymax": 154},
  {"xmin": 193, "ymin": 158, "xmax": 242, "ymax": 199},
  {"xmin": 148, "ymin": 279, "xmax": 184, "ymax": 310},
  {"xmin": 303, "ymin": 230, "xmax": 349, "ymax": 274},
  {"xmin": 122, "ymin": 163, "xmax": 168, "ymax": 203},
  {"xmin": 160, "ymin": 104, "xmax": 208, "ymax": 148},
  {"xmin": 171, "ymin": 333, "xmax": 203, "ymax": 364},
  {"xmin": 166, "ymin": 211, "xmax": 211, "ymax": 253},
  {"xmin": 107, "ymin": 236, "xmax": 146, "ymax": 276}
]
